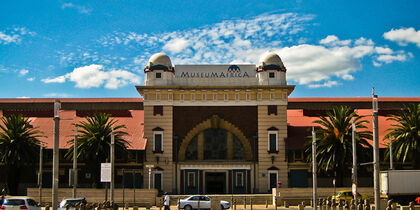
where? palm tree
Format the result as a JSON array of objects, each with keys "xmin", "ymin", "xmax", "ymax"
[
  {"xmin": 0, "ymin": 114, "xmax": 41, "ymax": 195},
  {"xmin": 65, "ymin": 112, "xmax": 129, "ymax": 187},
  {"xmin": 305, "ymin": 106, "xmax": 372, "ymax": 186},
  {"xmin": 385, "ymin": 104, "xmax": 420, "ymax": 169}
]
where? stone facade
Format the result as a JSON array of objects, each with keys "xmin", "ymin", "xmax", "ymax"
[{"xmin": 137, "ymin": 52, "xmax": 294, "ymax": 193}]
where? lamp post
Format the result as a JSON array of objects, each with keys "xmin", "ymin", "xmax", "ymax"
[
  {"xmin": 372, "ymin": 93, "xmax": 380, "ymax": 210},
  {"xmin": 52, "ymin": 100, "xmax": 60, "ymax": 210},
  {"xmin": 312, "ymin": 127, "xmax": 317, "ymax": 210},
  {"xmin": 352, "ymin": 121, "xmax": 358, "ymax": 206},
  {"xmin": 38, "ymin": 142, "xmax": 44, "ymax": 205},
  {"xmin": 72, "ymin": 127, "xmax": 78, "ymax": 198},
  {"xmin": 110, "ymin": 128, "xmax": 115, "ymax": 203}
]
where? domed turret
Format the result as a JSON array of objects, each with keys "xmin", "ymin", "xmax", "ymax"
[
  {"xmin": 145, "ymin": 53, "xmax": 173, "ymax": 72},
  {"xmin": 144, "ymin": 53, "xmax": 174, "ymax": 86},
  {"xmin": 257, "ymin": 53, "xmax": 287, "ymax": 85}
]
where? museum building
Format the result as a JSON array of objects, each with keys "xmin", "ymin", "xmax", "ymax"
[
  {"xmin": 137, "ymin": 52, "xmax": 293, "ymax": 194},
  {"xmin": 1, "ymin": 52, "xmax": 420, "ymax": 195}
]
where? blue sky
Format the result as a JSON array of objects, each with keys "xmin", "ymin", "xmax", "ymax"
[{"xmin": 1, "ymin": 0, "xmax": 420, "ymax": 98}]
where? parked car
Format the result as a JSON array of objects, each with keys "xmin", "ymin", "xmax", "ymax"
[
  {"xmin": 0, "ymin": 197, "xmax": 41, "ymax": 210},
  {"xmin": 331, "ymin": 190, "xmax": 367, "ymax": 203},
  {"xmin": 178, "ymin": 195, "xmax": 230, "ymax": 210},
  {"xmin": 58, "ymin": 198, "xmax": 87, "ymax": 210}
]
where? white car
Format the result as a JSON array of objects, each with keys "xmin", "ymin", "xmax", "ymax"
[
  {"xmin": 58, "ymin": 198, "xmax": 87, "ymax": 210},
  {"xmin": 1, "ymin": 197, "xmax": 41, "ymax": 210},
  {"xmin": 178, "ymin": 195, "xmax": 230, "ymax": 210}
]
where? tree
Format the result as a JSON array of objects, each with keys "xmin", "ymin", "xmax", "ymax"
[
  {"xmin": 305, "ymin": 106, "xmax": 372, "ymax": 186},
  {"xmin": 385, "ymin": 104, "xmax": 420, "ymax": 169},
  {"xmin": 65, "ymin": 113, "xmax": 129, "ymax": 187},
  {"xmin": 0, "ymin": 114, "xmax": 41, "ymax": 195}
]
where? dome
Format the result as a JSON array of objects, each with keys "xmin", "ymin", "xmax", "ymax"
[
  {"xmin": 145, "ymin": 52, "xmax": 173, "ymax": 72},
  {"xmin": 258, "ymin": 52, "xmax": 286, "ymax": 72}
]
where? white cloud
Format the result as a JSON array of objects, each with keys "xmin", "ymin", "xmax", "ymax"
[
  {"xmin": 375, "ymin": 46, "xmax": 393, "ymax": 54},
  {"xmin": 308, "ymin": 81, "xmax": 339, "ymax": 88},
  {"xmin": 319, "ymin": 35, "xmax": 351, "ymax": 46},
  {"xmin": 19, "ymin": 69, "xmax": 29, "ymax": 76},
  {"xmin": 384, "ymin": 27, "xmax": 420, "ymax": 48},
  {"xmin": 61, "ymin": 3, "xmax": 91, "ymax": 14},
  {"xmin": 376, "ymin": 54, "xmax": 407, "ymax": 64},
  {"xmin": 163, "ymin": 38, "xmax": 191, "ymax": 54},
  {"xmin": 27, "ymin": 77, "xmax": 35, "ymax": 81},
  {"xmin": 43, "ymin": 93, "xmax": 72, "ymax": 98},
  {"xmin": 0, "ymin": 32, "xmax": 20, "ymax": 44},
  {"xmin": 0, "ymin": 27, "xmax": 36, "ymax": 45},
  {"xmin": 41, "ymin": 64, "xmax": 141, "ymax": 89},
  {"xmin": 91, "ymin": 13, "xmax": 409, "ymax": 88},
  {"xmin": 16, "ymin": 96, "xmax": 30, "ymax": 98},
  {"xmin": 42, "ymin": 75, "xmax": 66, "ymax": 83}
]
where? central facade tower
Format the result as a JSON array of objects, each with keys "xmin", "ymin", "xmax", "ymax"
[{"xmin": 137, "ymin": 52, "xmax": 294, "ymax": 194}]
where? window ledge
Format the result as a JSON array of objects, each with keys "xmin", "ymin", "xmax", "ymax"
[
  {"xmin": 153, "ymin": 150, "xmax": 164, "ymax": 154},
  {"xmin": 267, "ymin": 150, "xmax": 279, "ymax": 154}
]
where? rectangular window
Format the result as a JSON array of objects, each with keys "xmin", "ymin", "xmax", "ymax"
[
  {"xmin": 202, "ymin": 93, "xmax": 206, "ymax": 100},
  {"xmin": 168, "ymin": 93, "xmax": 173, "ymax": 101},
  {"xmin": 269, "ymin": 72, "xmax": 275, "ymax": 78},
  {"xmin": 187, "ymin": 172, "xmax": 195, "ymax": 188},
  {"xmin": 213, "ymin": 93, "xmax": 217, "ymax": 101},
  {"xmin": 294, "ymin": 150, "xmax": 303, "ymax": 161},
  {"xmin": 154, "ymin": 172, "xmax": 163, "ymax": 191},
  {"xmin": 246, "ymin": 93, "xmax": 250, "ymax": 101},
  {"xmin": 153, "ymin": 132, "xmax": 163, "ymax": 152},
  {"xmin": 268, "ymin": 105, "xmax": 277, "ymax": 115},
  {"xmin": 153, "ymin": 106, "xmax": 163, "ymax": 116},
  {"xmin": 235, "ymin": 93, "xmax": 239, "ymax": 101},
  {"xmin": 156, "ymin": 93, "xmax": 161, "ymax": 101},
  {"xmin": 268, "ymin": 171, "xmax": 278, "ymax": 190},
  {"xmin": 180, "ymin": 94, "xmax": 184, "ymax": 101},
  {"xmin": 156, "ymin": 72, "xmax": 162, "ymax": 78},
  {"xmin": 268, "ymin": 131, "xmax": 278, "ymax": 152},
  {"xmin": 191, "ymin": 93, "xmax": 195, "ymax": 101},
  {"xmin": 224, "ymin": 93, "xmax": 228, "ymax": 101},
  {"xmin": 270, "ymin": 93, "xmax": 275, "ymax": 100},
  {"xmin": 257, "ymin": 92, "xmax": 262, "ymax": 100},
  {"xmin": 236, "ymin": 172, "xmax": 244, "ymax": 187}
]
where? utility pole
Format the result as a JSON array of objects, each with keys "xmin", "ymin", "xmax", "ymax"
[
  {"xmin": 110, "ymin": 128, "xmax": 115, "ymax": 203},
  {"xmin": 38, "ymin": 143, "xmax": 43, "ymax": 204},
  {"xmin": 72, "ymin": 127, "xmax": 78, "ymax": 198},
  {"xmin": 312, "ymin": 127, "xmax": 317, "ymax": 210},
  {"xmin": 372, "ymin": 91, "xmax": 380, "ymax": 210},
  {"xmin": 352, "ymin": 121, "xmax": 358, "ymax": 206},
  {"xmin": 52, "ymin": 99, "xmax": 60, "ymax": 210},
  {"xmin": 389, "ymin": 139, "xmax": 393, "ymax": 170}
]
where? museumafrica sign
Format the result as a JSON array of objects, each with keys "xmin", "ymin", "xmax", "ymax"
[{"xmin": 175, "ymin": 64, "xmax": 256, "ymax": 78}]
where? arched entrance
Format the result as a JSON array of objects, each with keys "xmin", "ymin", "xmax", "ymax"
[{"xmin": 179, "ymin": 115, "xmax": 253, "ymax": 161}]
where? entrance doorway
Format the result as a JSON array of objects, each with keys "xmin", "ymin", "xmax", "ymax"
[{"xmin": 205, "ymin": 172, "xmax": 226, "ymax": 194}]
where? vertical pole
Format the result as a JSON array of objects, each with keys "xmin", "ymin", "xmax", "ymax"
[
  {"xmin": 38, "ymin": 143, "xmax": 43, "ymax": 204},
  {"xmin": 372, "ymin": 92, "xmax": 380, "ymax": 210},
  {"xmin": 52, "ymin": 99, "xmax": 60, "ymax": 210},
  {"xmin": 72, "ymin": 127, "xmax": 78, "ymax": 198},
  {"xmin": 133, "ymin": 171, "xmax": 136, "ymax": 205},
  {"xmin": 352, "ymin": 121, "xmax": 358, "ymax": 206},
  {"xmin": 122, "ymin": 169, "xmax": 125, "ymax": 205},
  {"xmin": 389, "ymin": 139, "xmax": 393, "ymax": 170},
  {"xmin": 110, "ymin": 128, "xmax": 115, "ymax": 203},
  {"xmin": 312, "ymin": 127, "xmax": 317, "ymax": 210}
]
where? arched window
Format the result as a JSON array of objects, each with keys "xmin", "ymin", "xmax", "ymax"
[{"xmin": 184, "ymin": 128, "xmax": 246, "ymax": 161}]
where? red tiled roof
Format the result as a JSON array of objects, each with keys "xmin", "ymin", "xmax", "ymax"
[
  {"xmin": 0, "ymin": 98, "xmax": 143, "ymax": 103},
  {"xmin": 27, "ymin": 110, "xmax": 145, "ymax": 150},
  {"xmin": 289, "ymin": 97, "xmax": 420, "ymax": 102},
  {"xmin": 286, "ymin": 109, "xmax": 393, "ymax": 149}
]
